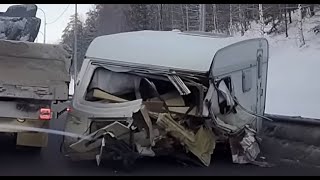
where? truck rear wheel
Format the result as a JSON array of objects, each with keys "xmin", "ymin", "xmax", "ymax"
[{"xmin": 15, "ymin": 145, "xmax": 42, "ymax": 154}]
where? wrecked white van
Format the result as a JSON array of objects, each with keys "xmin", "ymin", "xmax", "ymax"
[{"xmin": 61, "ymin": 30, "xmax": 269, "ymax": 168}]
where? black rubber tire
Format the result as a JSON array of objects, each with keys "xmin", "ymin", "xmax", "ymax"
[{"xmin": 15, "ymin": 145, "xmax": 42, "ymax": 154}]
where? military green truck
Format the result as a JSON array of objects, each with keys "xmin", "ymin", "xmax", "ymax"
[{"xmin": 0, "ymin": 4, "xmax": 71, "ymax": 150}]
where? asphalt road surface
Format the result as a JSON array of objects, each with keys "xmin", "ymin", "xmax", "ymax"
[{"xmin": 0, "ymin": 103, "xmax": 319, "ymax": 176}]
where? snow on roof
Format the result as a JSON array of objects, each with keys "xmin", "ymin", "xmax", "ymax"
[{"xmin": 86, "ymin": 30, "xmax": 242, "ymax": 72}]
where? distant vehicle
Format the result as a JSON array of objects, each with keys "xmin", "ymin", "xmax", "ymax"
[
  {"xmin": 62, "ymin": 30, "xmax": 269, "ymax": 169},
  {"xmin": 0, "ymin": 4, "xmax": 71, "ymax": 150}
]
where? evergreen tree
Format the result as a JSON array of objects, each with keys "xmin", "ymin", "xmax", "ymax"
[{"xmin": 61, "ymin": 14, "xmax": 84, "ymax": 75}]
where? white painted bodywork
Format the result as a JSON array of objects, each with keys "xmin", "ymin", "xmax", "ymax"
[
  {"xmin": 65, "ymin": 31, "xmax": 269, "ymax": 159},
  {"xmin": 86, "ymin": 31, "xmax": 241, "ymax": 73},
  {"xmin": 210, "ymin": 39, "xmax": 269, "ymax": 131}
]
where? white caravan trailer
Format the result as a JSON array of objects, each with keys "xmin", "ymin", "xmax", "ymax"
[{"xmin": 62, "ymin": 30, "xmax": 269, "ymax": 169}]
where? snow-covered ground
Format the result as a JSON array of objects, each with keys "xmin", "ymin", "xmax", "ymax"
[
  {"xmin": 69, "ymin": 10, "xmax": 320, "ymax": 119},
  {"xmin": 240, "ymin": 11, "xmax": 320, "ymax": 119}
]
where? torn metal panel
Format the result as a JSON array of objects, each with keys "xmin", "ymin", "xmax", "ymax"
[
  {"xmin": 203, "ymin": 83, "xmax": 220, "ymax": 117},
  {"xmin": 96, "ymin": 133, "xmax": 138, "ymax": 167},
  {"xmin": 167, "ymin": 74, "xmax": 191, "ymax": 95},
  {"xmin": 210, "ymin": 115, "xmax": 238, "ymax": 133},
  {"xmin": 229, "ymin": 126, "xmax": 261, "ymax": 164},
  {"xmin": 140, "ymin": 105, "xmax": 156, "ymax": 146},
  {"xmin": 70, "ymin": 121, "xmax": 132, "ymax": 153},
  {"xmin": 204, "ymin": 82, "xmax": 255, "ymax": 134},
  {"xmin": 240, "ymin": 126, "xmax": 260, "ymax": 162},
  {"xmin": 217, "ymin": 80, "xmax": 235, "ymax": 108},
  {"xmin": 156, "ymin": 114, "xmax": 195, "ymax": 141},
  {"xmin": 96, "ymin": 135, "xmax": 106, "ymax": 166},
  {"xmin": 203, "ymin": 83, "xmax": 238, "ymax": 133},
  {"xmin": 216, "ymin": 106, "xmax": 256, "ymax": 133},
  {"xmin": 156, "ymin": 113, "xmax": 216, "ymax": 166}
]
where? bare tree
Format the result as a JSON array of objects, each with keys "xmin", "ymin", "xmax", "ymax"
[
  {"xmin": 157, "ymin": 4, "xmax": 163, "ymax": 30},
  {"xmin": 259, "ymin": 4, "xmax": 264, "ymax": 37},
  {"xmin": 199, "ymin": 4, "xmax": 206, "ymax": 31},
  {"xmin": 61, "ymin": 14, "xmax": 85, "ymax": 74},
  {"xmin": 297, "ymin": 4, "xmax": 305, "ymax": 47},
  {"xmin": 229, "ymin": 4, "xmax": 233, "ymax": 35},
  {"xmin": 213, "ymin": 4, "xmax": 218, "ymax": 32},
  {"xmin": 170, "ymin": 4, "xmax": 185, "ymax": 30},
  {"xmin": 284, "ymin": 4, "xmax": 288, "ymax": 37},
  {"xmin": 288, "ymin": 7, "xmax": 292, "ymax": 23},
  {"xmin": 180, "ymin": 5, "xmax": 186, "ymax": 30},
  {"xmin": 238, "ymin": 4, "xmax": 245, "ymax": 36},
  {"xmin": 185, "ymin": 4, "xmax": 200, "ymax": 31},
  {"xmin": 185, "ymin": 5, "xmax": 189, "ymax": 31}
]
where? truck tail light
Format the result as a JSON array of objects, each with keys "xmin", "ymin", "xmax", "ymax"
[{"xmin": 39, "ymin": 108, "xmax": 52, "ymax": 120}]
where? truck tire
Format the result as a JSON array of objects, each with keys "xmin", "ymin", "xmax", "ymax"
[{"xmin": 15, "ymin": 145, "xmax": 42, "ymax": 154}]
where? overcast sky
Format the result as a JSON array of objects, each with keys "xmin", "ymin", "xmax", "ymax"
[{"xmin": 0, "ymin": 4, "xmax": 93, "ymax": 44}]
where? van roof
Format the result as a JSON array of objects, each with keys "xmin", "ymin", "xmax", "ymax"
[{"xmin": 85, "ymin": 30, "xmax": 242, "ymax": 73}]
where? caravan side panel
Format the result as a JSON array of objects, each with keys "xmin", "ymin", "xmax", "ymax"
[{"xmin": 210, "ymin": 38, "xmax": 269, "ymax": 131}]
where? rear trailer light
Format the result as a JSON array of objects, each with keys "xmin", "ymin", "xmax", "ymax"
[{"xmin": 39, "ymin": 108, "xmax": 52, "ymax": 120}]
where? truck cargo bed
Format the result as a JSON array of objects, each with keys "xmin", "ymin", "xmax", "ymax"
[{"xmin": 0, "ymin": 40, "xmax": 71, "ymax": 100}]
